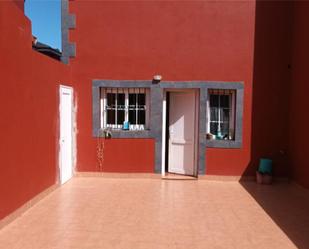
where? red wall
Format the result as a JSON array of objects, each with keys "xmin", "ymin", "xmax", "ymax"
[
  {"xmin": 12, "ymin": 0, "xmax": 24, "ymax": 11},
  {"xmin": 1, "ymin": 0, "xmax": 308, "ymax": 223},
  {"xmin": 0, "ymin": 2, "xmax": 71, "ymax": 219},
  {"xmin": 247, "ymin": 1, "xmax": 293, "ymax": 178},
  {"xmin": 69, "ymin": 0, "xmax": 256, "ymax": 174},
  {"xmin": 289, "ymin": 2, "xmax": 309, "ymax": 188},
  {"xmin": 1, "ymin": 0, "xmax": 308, "ymax": 222}
]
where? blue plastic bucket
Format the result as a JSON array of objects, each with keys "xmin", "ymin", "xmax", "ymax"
[
  {"xmin": 258, "ymin": 158, "xmax": 272, "ymax": 174},
  {"xmin": 123, "ymin": 121, "xmax": 130, "ymax": 130}
]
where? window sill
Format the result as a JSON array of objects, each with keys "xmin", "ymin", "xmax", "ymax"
[
  {"xmin": 98, "ymin": 129, "xmax": 152, "ymax": 138},
  {"xmin": 206, "ymin": 139, "xmax": 242, "ymax": 149}
]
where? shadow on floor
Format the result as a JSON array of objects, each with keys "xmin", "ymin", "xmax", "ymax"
[
  {"xmin": 240, "ymin": 181, "xmax": 309, "ymax": 249},
  {"xmin": 240, "ymin": 1, "xmax": 309, "ymax": 246}
]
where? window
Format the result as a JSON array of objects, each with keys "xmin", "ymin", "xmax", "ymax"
[
  {"xmin": 100, "ymin": 88, "xmax": 150, "ymax": 130},
  {"xmin": 207, "ymin": 89, "xmax": 236, "ymax": 140}
]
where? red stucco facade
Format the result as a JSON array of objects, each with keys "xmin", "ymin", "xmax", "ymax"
[
  {"xmin": 1, "ymin": 0, "xmax": 309, "ymax": 221},
  {"xmin": 0, "ymin": 1, "xmax": 72, "ymax": 219},
  {"xmin": 289, "ymin": 1, "xmax": 309, "ymax": 189},
  {"xmin": 70, "ymin": 0, "xmax": 255, "ymax": 174}
]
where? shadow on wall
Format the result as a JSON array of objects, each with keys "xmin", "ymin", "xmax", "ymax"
[
  {"xmin": 241, "ymin": 2, "xmax": 309, "ymax": 249},
  {"xmin": 243, "ymin": 0, "xmax": 293, "ymax": 179}
]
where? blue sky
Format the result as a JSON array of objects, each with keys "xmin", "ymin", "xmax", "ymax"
[{"xmin": 25, "ymin": 0, "xmax": 61, "ymax": 51}]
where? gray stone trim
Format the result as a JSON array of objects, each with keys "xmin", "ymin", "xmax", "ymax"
[
  {"xmin": 106, "ymin": 130, "xmax": 151, "ymax": 138},
  {"xmin": 235, "ymin": 88, "xmax": 244, "ymax": 146},
  {"xmin": 150, "ymin": 85, "xmax": 163, "ymax": 173},
  {"xmin": 92, "ymin": 80, "xmax": 245, "ymax": 175},
  {"xmin": 159, "ymin": 81, "xmax": 244, "ymax": 149},
  {"xmin": 204, "ymin": 87, "xmax": 244, "ymax": 149},
  {"xmin": 206, "ymin": 139, "xmax": 242, "ymax": 148},
  {"xmin": 93, "ymin": 80, "xmax": 152, "ymax": 88},
  {"xmin": 61, "ymin": 0, "xmax": 76, "ymax": 64},
  {"xmin": 92, "ymin": 84, "xmax": 101, "ymax": 137},
  {"xmin": 92, "ymin": 80, "xmax": 153, "ymax": 138},
  {"xmin": 198, "ymin": 89, "xmax": 207, "ymax": 175},
  {"xmin": 160, "ymin": 81, "xmax": 243, "ymax": 89}
]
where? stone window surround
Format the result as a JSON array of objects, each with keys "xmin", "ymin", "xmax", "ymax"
[{"xmin": 92, "ymin": 80, "xmax": 244, "ymax": 174}]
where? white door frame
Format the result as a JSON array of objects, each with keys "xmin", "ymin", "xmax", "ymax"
[
  {"xmin": 161, "ymin": 89, "xmax": 199, "ymax": 177},
  {"xmin": 59, "ymin": 85, "xmax": 74, "ymax": 184}
]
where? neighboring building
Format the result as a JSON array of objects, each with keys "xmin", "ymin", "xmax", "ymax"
[
  {"xmin": 32, "ymin": 37, "xmax": 62, "ymax": 61},
  {"xmin": 0, "ymin": 0, "xmax": 309, "ymax": 221}
]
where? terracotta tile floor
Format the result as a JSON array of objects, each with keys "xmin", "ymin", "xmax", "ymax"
[{"xmin": 1, "ymin": 177, "xmax": 309, "ymax": 249}]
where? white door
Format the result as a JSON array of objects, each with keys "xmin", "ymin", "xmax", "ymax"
[
  {"xmin": 168, "ymin": 91, "xmax": 196, "ymax": 175},
  {"xmin": 59, "ymin": 86, "xmax": 73, "ymax": 184}
]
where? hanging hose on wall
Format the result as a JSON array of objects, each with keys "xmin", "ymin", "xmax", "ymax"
[{"xmin": 96, "ymin": 128, "xmax": 112, "ymax": 172}]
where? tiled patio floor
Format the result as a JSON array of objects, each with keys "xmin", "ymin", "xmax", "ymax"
[{"xmin": 1, "ymin": 177, "xmax": 309, "ymax": 249}]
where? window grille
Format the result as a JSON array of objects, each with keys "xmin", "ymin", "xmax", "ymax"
[
  {"xmin": 207, "ymin": 89, "xmax": 236, "ymax": 140},
  {"xmin": 100, "ymin": 88, "xmax": 149, "ymax": 130}
]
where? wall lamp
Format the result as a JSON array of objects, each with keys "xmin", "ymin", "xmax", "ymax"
[{"xmin": 152, "ymin": 75, "xmax": 162, "ymax": 84}]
